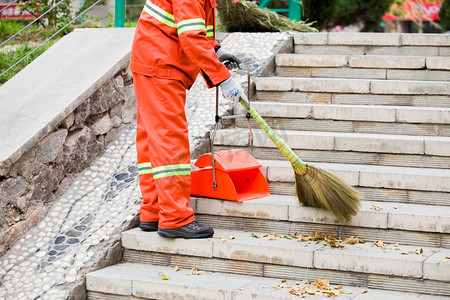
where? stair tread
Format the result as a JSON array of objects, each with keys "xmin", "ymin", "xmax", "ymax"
[
  {"xmin": 215, "ymin": 128, "xmax": 450, "ymax": 157},
  {"xmin": 192, "ymin": 194, "xmax": 450, "ymax": 233},
  {"xmin": 86, "ymin": 262, "xmax": 449, "ymax": 299},
  {"xmin": 236, "ymin": 101, "xmax": 450, "ymax": 124},
  {"xmin": 120, "ymin": 228, "xmax": 450, "ymax": 280}
]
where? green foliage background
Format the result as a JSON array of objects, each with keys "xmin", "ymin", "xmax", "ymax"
[
  {"xmin": 302, "ymin": 0, "xmax": 395, "ymax": 31},
  {"xmin": 440, "ymin": 0, "xmax": 450, "ymax": 30}
]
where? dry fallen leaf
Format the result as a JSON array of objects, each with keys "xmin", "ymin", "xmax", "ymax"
[
  {"xmin": 186, "ymin": 266, "xmax": 201, "ymax": 275},
  {"xmin": 251, "ymin": 233, "xmax": 261, "ymax": 238},
  {"xmin": 360, "ymin": 290, "xmax": 368, "ymax": 294},
  {"xmin": 281, "ymin": 279, "xmax": 286, "ymax": 283},
  {"xmin": 334, "ymin": 286, "xmax": 343, "ymax": 290},
  {"xmin": 344, "ymin": 236, "xmax": 365, "ymax": 245},
  {"xmin": 415, "ymin": 248, "xmax": 424, "ymax": 254},
  {"xmin": 373, "ymin": 240, "xmax": 384, "ymax": 248},
  {"xmin": 174, "ymin": 266, "xmax": 180, "ymax": 272},
  {"xmin": 371, "ymin": 204, "xmax": 383, "ymax": 211},
  {"xmin": 158, "ymin": 272, "xmax": 169, "ymax": 280},
  {"xmin": 228, "ymin": 235, "xmax": 235, "ymax": 240},
  {"xmin": 393, "ymin": 243, "xmax": 399, "ymax": 247},
  {"xmin": 445, "ymin": 256, "xmax": 450, "ymax": 259}
]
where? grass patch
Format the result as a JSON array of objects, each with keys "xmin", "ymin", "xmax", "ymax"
[{"xmin": 0, "ymin": 42, "xmax": 54, "ymax": 85}]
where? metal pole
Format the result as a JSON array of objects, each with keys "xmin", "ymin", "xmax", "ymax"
[
  {"xmin": 115, "ymin": 0, "xmax": 125, "ymax": 27},
  {"xmin": 289, "ymin": 0, "xmax": 302, "ymax": 21}
]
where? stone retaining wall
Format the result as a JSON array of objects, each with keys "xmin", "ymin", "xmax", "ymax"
[{"xmin": 0, "ymin": 67, "xmax": 136, "ymax": 253}]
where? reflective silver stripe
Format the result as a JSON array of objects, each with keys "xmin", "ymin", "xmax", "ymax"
[
  {"xmin": 177, "ymin": 18, "xmax": 206, "ymax": 35},
  {"xmin": 143, "ymin": 0, "xmax": 176, "ymax": 28},
  {"xmin": 152, "ymin": 164, "xmax": 191, "ymax": 179}
]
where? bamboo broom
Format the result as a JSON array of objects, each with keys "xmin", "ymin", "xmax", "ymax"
[{"xmin": 239, "ymin": 98, "xmax": 361, "ymax": 222}]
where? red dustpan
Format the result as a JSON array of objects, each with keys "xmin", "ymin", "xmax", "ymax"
[
  {"xmin": 191, "ymin": 149, "xmax": 270, "ymax": 202},
  {"xmin": 191, "ymin": 66, "xmax": 270, "ymax": 202}
]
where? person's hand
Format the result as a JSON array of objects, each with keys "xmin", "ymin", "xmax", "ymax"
[
  {"xmin": 219, "ymin": 77, "xmax": 250, "ymax": 110},
  {"xmin": 216, "ymin": 47, "xmax": 242, "ymax": 70}
]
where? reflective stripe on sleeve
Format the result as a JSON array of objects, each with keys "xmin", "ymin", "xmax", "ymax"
[
  {"xmin": 177, "ymin": 18, "xmax": 206, "ymax": 35},
  {"xmin": 206, "ymin": 25, "xmax": 214, "ymax": 37},
  {"xmin": 152, "ymin": 163, "xmax": 191, "ymax": 179},
  {"xmin": 143, "ymin": 0, "xmax": 176, "ymax": 28},
  {"xmin": 138, "ymin": 162, "xmax": 153, "ymax": 175}
]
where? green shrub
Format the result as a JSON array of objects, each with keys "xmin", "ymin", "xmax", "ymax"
[
  {"xmin": 0, "ymin": 42, "xmax": 54, "ymax": 84},
  {"xmin": 440, "ymin": 0, "xmax": 450, "ymax": 31}
]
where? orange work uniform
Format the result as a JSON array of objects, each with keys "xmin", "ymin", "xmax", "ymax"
[{"xmin": 130, "ymin": 0, "xmax": 231, "ymax": 229}]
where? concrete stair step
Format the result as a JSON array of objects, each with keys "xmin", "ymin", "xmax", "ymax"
[
  {"xmin": 276, "ymin": 54, "xmax": 450, "ymax": 81},
  {"xmin": 235, "ymin": 102, "xmax": 450, "ymax": 137},
  {"xmin": 255, "ymin": 90, "xmax": 450, "ymax": 107},
  {"xmin": 276, "ymin": 54, "xmax": 450, "ymax": 71},
  {"xmin": 190, "ymin": 194, "xmax": 450, "ymax": 235},
  {"xmin": 215, "ymin": 144, "xmax": 450, "ymax": 172},
  {"xmin": 255, "ymin": 77, "xmax": 449, "ymax": 96},
  {"xmin": 85, "ymin": 263, "xmax": 450, "ymax": 299},
  {"xmin": 115, "ymin": 229, "xmax": 450, "ymax": 296},
  {"xmin": 293, "ymin": 32, "xmax": 449, "ymax": 57},
  {"xmin": 214, "ymin": 128, "xmax": 450, "ymax": 161}
]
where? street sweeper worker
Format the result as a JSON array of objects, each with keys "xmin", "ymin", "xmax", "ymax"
[{"xmin": 129, "ymin": 0, "xmax": 250, "ymax": 239}]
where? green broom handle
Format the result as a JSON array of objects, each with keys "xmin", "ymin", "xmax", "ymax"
[{"xmin": 239, "ymin": 98, "xmax": 306, "ymax": 168}]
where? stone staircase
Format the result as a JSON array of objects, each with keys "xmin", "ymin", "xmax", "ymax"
[{"xmin": 85, "ymin": 33, "xmax": 450, "ymax": 299}]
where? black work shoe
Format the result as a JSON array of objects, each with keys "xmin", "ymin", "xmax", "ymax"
[
  {"xmin": 139, "ymin": 221, "xmax": 158, "ymax": 232},
  {"xmin": 157, "ymin": 221, "xmax": 214, "ymax": 239}
]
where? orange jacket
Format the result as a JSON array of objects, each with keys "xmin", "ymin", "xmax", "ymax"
[{"xmin": 130, "ymin": 0, "xmax": 231, "ymax": 89}]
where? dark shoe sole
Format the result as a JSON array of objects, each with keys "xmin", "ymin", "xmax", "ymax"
[
  {"xmin": 140, "ymin": 221, "xmax": 158, "ymax": 232},
  {"xmin": 157, "ymin": 228, "xmax": 214, "ymax": 239}
]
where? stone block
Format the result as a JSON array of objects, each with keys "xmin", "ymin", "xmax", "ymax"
[
  {"xmin": 90, "ymin": 76, "xmax": 125, "ymax": 115},
  {"xmin": 311, "ymin": 68, "xmax": 387, "ymax": 80},
  {"xmin": 240, "ymin": 102, "xmax": 312, "ymax": 118},
  {"xmin": 63, "ymin": 127, "xmax": 100, "ymax": 173},
  {"xmin": 30, "ymin": 166, "xmax": 63, "ymax": 203},
  {"xmin": 86, "ymin": 266, "xmax": 132, "ymax": 295},
  {"xmin": 426, "ymin": 57, "xmax": 450, "ymax": 70},
  {"xmin": 90, "ymin": 114, "xmax": 113, "ymax": 135},
  {"xmin": 359, "ymin": 165, "xmax": 450, "ymax": 192},
  {"xmin": 255, "ymin": 77, "xmax": 293, "ymax": 91},
  {"xmin": 0, "ymin": 177, "xmax": 27, "ymax": 208},
  {"xmin": 396, "ymin": 107, "xmax": 450, "ymax": 124},
  {"xmin": 253, "ymin": 130, "xmax": 335, "ymax": 150},
  {"xmin": 388, "ymin": 203, "xmax": 450, "ymax": 233},
  {"xmin": 214, "ymin": 129, "xmax": 249, "ymax": 146},
  {"xmin": 212, "ymin": 229, "xmax": 321, "ymax": 267},
  {"xmin": 371, "ymin": 80, "xmax": 449, "ymax": 95},
  {"xmin": 349, "ymin": 55, "xmax": 425, "ymax": 69},
  {"xmin": 313, "ymin": 105, "xmax": 396, "ymax": 122},
  {"xmin": 425, "ymin": 137, "xmax": 450, "ymax": 156},
  {"xmin": 276, "ymin": 54, "xmax": 348, "ymax": 67},
  {"xmin": 35, "ymin": 129, "xmax": 68, "ymax": 164},
  {"xmin": 402, "ymin": 33, "xmax": 450, "ymax": 46},
  {"xmin": 293, "ymin": 32, "xmax": 328, "ymax": 45},
  {"xmin": 328, "ymin": 33, "xmax": 401, "ymax": 46},
  {"xmin": 296, "ymin": 45, "xmax": 364, "ymax": 55},
  {"xmin": 334, "ymin": 133, "xmax": 424, "ymax": 154},
  {"xmin": 293, "ymin": 78, "xmax": 370, "ymax": 93},
  {"xmin": 121, "ymin": 228, "xmax": 213, "ymax": 257},
  {"xmin": 313, "ymin": 243, "xmax": 427, "ymax": 278},
  {"xmin": 423, "ymin": 252, "xmax": 450, "ymax": 281},
  {"xmin": 366, "ymin": 46, "xmax": 439, "ymax": 56},
  {"xmin": 60, "ymin": 112, "xmax": 75, "ymax": 129},
  {"xmin": 386, "ymin": 69, "xmax": 450, "ymax": 81},
  {"xmin": 196, "ymin": 195, "xmax": 290, "ymax": 221}
]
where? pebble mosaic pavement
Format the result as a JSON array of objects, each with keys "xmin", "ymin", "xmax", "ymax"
[{"xmin": 0, "ymin": 32, "xmax": 291, "ymax": 300}]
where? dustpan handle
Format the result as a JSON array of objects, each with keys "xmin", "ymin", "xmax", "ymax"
[{"xmin": 211, "ymin": 62, "xmax": 253, "ymax": 190}]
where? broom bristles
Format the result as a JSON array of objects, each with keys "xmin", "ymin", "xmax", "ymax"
[{"xmin": 294, "ymin": 163, "xmax": 362, "ymax": 223}]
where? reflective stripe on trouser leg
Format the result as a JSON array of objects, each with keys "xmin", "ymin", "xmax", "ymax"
[
  {"xmin": 136, "ymin": 110, "xmax": 159, "ymax": 223},
  {"xmin": 132, "ymin": 73, "xmax": 195, "ymax": 229}
]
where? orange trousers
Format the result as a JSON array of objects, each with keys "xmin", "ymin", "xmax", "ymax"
[{"xmin": 133, "ymin": 73, "xmax": 195, "ymax": 229}]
